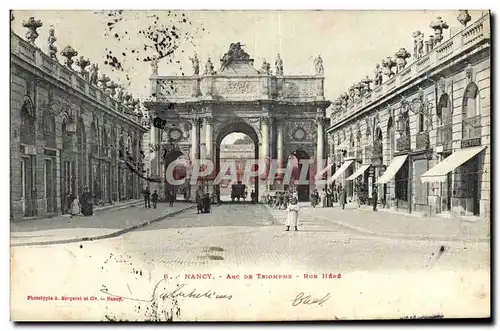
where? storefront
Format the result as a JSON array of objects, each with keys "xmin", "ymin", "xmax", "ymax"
[
  {"xmin": 420, "ymin": 146, "xmax": 485, "ymax": 217},
  {"xmin": 376, "ymin": 154, "xmax": 410, "ymax": 213}
]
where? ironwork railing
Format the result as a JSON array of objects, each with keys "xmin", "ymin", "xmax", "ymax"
[
  {"xmin": 462, "ymin": 115, "xmax": 481, "ymax": 140},
  {"xmin": 44, "ymin": 130, "xmax": 56, "ymax": 148},
  {"xmin": 355, "ymin": 148, "xmax": 363, "ymax": 160},
  {"xmin": 347, "ymin": 150, "xmax": 355, "ymax": 158},
  {"xmin": 396, "ymin": 135, "xmax": 410, "ymax": 152},
  {"xmin": 436, "ymin": 123, "xmax": 452, "ymax": 150},
  {"xmin": 364, "ymin": 146, "xmax": 373, "ymax": 160},
  {"xmin": 372, "ymin": 141, "xmax": 383, "ymax": 158},
  {"xmin": 415, "ymin": 132, "xmax": 430, "ymax": 151}
]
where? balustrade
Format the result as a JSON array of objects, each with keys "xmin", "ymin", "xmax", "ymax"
[{"xmin": 11, "ymin": 32, "xmax": 142, "ymax": 127}]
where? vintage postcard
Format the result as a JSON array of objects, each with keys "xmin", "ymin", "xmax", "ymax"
[{"xmin": 9, "ymin": 9, "xmax": 491, "ymax": 321}]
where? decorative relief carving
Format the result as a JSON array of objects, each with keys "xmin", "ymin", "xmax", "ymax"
[
  {"xmin": 438, "ymin": 77, "xmax": 446, "ymax": 93},
  {"xmin": 217, "ymin": 80, "xmax": 258, "ymax": 95},
  {"xmin": 282, "ymin": 81, "xmax": 317, "ymax": 98},
  {"xmin": 284, "ymin": 121, "xmax": 317, "ymax": 142},
  {"xmin": 159, "ymin": 80, "xmax": 192, "ymax": 98},
  {"xmin": 465, "ymin": 64, "xmax": 474, "ymax": 83}
]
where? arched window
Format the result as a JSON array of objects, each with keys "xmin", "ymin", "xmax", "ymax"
[
  {"xmin": 77, "ymin": 119, "xmax": 87, "ymax": 191},
  {"xmin": 20, "ymin": 97, "xmax": 36, "ymax": 146},
  {"xmin": 462, "ymin": 83, "xmax": 481, "ymax": 140},
  {"xmin": 62, "ymin": 119, "xmax": 71, "ymax": 150},
  {"xmin": 387, "ymin": 117, "xmax": 395, "ymax": 158},
  {"xmin": 437, "ymin": 93, "xmax": 452, "ymax": 126},
  {"xmin": 90, "ymin": 121, "xmax": 98, "ymax": 155},
  {"xmin": 43, "ymin": 111, "xmax": 56, "ymax": 148},
  {"xmin": 462, "ymin": 83, "xmax": 480, "ymax": 118},
  {"xmin": 102, "ymin": 127, "xmax": 108, "ymax": 157},
  {"xmin": 374, "ymin": 126, "xmax": 383, "ymax": 157}
]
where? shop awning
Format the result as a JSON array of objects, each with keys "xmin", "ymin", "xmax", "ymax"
[
  {"xmin": 327, "ymin": 159, "xmax": 354, "ymax": 184},
  {"xmin": 376, "ymin": 155, "xmax": 408, "ymax": 184},
  {"xmin": 346, "ymin": 164, "xmax": 371, "ymax": 181},
  {"xmin": 420, "ymin": 146, "xmax": 486, "ymax": 183}
]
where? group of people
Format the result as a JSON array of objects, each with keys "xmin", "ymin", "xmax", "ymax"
[
  {"xmin": 310, "ymin": 185, "xmax": 348, "ymax": 209},
  {"xmin": 69, "ymin": 187, "xmax": 94, "ymax": 217},
  {"xmin": 195, "ymin": 190, "xmax": 212, "ymax": 214},
  {"xmin": 142, "ymin": 187, "xmax": 176, "ymax": 209},
  {"xmin": 310, "ymin": 183, "xmax": 379, "ymax": 211},
  {"xmin": 264, "ymin": 190, "xmax": 299, "ymax": 210}
]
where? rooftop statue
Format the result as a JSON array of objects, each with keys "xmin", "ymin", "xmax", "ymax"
[
  {"xmin": 314, "ymin": 55, "xmax": 324, "ymax": 75},
  {"xmin": 190, "ymin": 52, "xmax": 200, "ymax": 75},
  {"xmin": 275, "ymin": 53, "xmax": 284, "ymax": 75},
  {"xmin": 48, "ymin": 28, "xmax": 57, "ymax": 60}
]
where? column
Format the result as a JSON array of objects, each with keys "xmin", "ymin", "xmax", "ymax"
[
  {"xmin": 204, "ymin": 116, "xmax": 214, "ymax": 195},
  {"xmin": 260, "ymin": 117, "xmax": 270, "ymax": 194},
  {"xmin": 191, "ymin": 118, "xmax": 200, "ymax": 162},
  {"xmin": 276, "ymin": 120, "xmax": 284, "ymax": 169},
  {"xmin": 204, "ymin": 117, "xmax": 213, "ymax": 160},
  {"xmin": 261, "ymin": 117, "xmax": 269, "ymax": 160},
  {"xmin": 316, "ymin": 117, "xmax": 325, "ymax": 178}
]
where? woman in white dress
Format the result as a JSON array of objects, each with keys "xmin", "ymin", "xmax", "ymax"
[
  {"xmin": 320, "ymin": 189, "xmax": 327, "ymax": 208},
  {"xmin": 70, "ymin": 197, "xmax": 81, "ymax": 218},
  {"xmin": 286, "ymin": 197, "xmax": 300, "ymax": 232}
]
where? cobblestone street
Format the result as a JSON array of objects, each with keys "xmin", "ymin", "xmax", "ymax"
[
  {"xmin": 117, "ymin": 202, "xmax": 489, "ymax": 271},
  {"xmin": 11, "ymin": 203, "xmax": 490, "ymax": 321}
]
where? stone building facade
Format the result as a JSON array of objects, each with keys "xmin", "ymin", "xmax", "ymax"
[
  {"xmin": 326, "ymin": 12, "xmax": 490, "ymax": 221},
  {"xmin": 10, "ymin": 20, "xmax": 148, "ymax": 221}
]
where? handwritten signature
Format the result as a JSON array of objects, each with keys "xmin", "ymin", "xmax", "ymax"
[
  {"xmin": 100, "ymin": 278, "xmax": 233, "ymax": 303},
  {"xmin": 291, "ymin": 292, "xmax": 331, "ymax": 307}
]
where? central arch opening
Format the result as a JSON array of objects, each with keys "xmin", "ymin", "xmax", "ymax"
[{"xmin": 215, "ymin": 122, "xmax": 259, "ymax": 203}]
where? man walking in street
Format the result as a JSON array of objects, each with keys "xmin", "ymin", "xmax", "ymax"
[
  {"xmin": 151, "ymin": 190, "xmax": 159, "ymax": 209},
  {"xmin": 169, "ymin": 189, "xmax": 175, "ymax": 207},
  {"xmin": 372, "ymin": 185, "xmax": 378, "ymax": 212},
  {"xmin": 339, "ymin": 184, "xmax": 347, "ymax": 210},
  {"xmin": 143, "ymin": 186, "xmax": 151, "ymax": 208}
]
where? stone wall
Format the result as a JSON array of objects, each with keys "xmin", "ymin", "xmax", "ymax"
[{"xmin": 10, "ymin": 32, "xmax": 147, "ymax": 221}]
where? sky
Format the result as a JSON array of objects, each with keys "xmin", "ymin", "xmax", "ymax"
[{"xmin": 11, "ymin": 10, "xmax": 486, "ymax": 144}]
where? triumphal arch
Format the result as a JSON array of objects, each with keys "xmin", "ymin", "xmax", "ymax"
[{"xmin": 145, "ymin": 43, "xmax": 331, "ymax": 202}]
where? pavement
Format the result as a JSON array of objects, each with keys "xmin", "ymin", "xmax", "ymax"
[
  {"xmin": 10, "ymin": 201, "xmax": 196, "ymax": 247},
  {"xmin": 10, "ymin": 200, "xmax": 489, "ymax": 247},
  {"xmin": 265, "ymin": 202, "xmax": 491, "ymax": 243},
  {"xmin": 10, "ymin": 202, "xmax": 491, "ymax": 321}
]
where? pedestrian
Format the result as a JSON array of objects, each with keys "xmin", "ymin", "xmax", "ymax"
[
  {"xmin": 81, "ymin": 187, "xmax": 93, "ymax": 216},
  {"xmin": 339, "ymin": 185, "xmax": 347, "ymax": 210},
  {"xmin": 143, "ymin": 186, "xmax": 151, "ymax": 208},
  {"xmin": 310, "ymin": 189, "xmax": 319, "ymax": 208},
  {"xmin": 286, "ymin": 197, "xmax": 300, "ymax": 232},
  {"xmin": 320, "ymin": 188, "xmax": 327, "ymax": 208},
  {"xmin": 250, "ymin": 190, "xmax": 257, "ymax": 203},
  {"xmin": 151, "ymin": 190, "xmax": 159, "ymax": 209},
  {"xmin": 196, "ymin": 190, "xmax": 203, "ymax": 214},
  {"xmin": 169, "ymin": 189, "xmax": 175, "ymax": 207},
  {"xmin": 70, "ymin": 196, "xmax": 80, "ymax": 217},
  {"xmin": 372, "ymin": 185, "xmax": 378, "ymax": 212},
  {"xmin": 326, "ymin": 186, "xmax": 333, "ymax": 207}
]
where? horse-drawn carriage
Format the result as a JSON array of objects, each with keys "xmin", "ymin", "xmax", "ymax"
[
  {"xmin": 231, "ymin": 182, "xmax": 247, "ymax": 203},
  {"xmin": 196, "ymin": 192, "xmax": 211, "ymax": 214}
]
